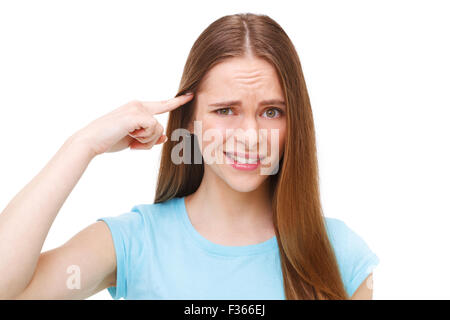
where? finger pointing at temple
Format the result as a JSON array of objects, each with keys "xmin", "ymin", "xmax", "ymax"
[{"xmin": 141, "ymin": 92, "xmax": 195, "ymax": 115}]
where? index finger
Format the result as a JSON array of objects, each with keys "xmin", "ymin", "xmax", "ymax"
[{"xmin": 142, "ymin": 93, "xmax": 194, "ymax": 115}]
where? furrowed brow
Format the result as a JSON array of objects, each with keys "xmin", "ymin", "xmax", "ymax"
[{"xmin": 208, "ymin": 99, "xmax": 286, "ymax": 108}]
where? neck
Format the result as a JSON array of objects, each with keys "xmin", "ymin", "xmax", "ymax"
[{"xmin": 185, "ymin": 168, "xmax": 275, "ymax": 242}]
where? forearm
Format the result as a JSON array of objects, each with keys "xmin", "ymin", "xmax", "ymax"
[{"xmin": 0, "ymin": 133, "xmax": 96, "ymax": 297}]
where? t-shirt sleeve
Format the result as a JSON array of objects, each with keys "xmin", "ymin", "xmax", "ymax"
[
  {"xmin": 96, "ymin": 205, "xmax": 146, "ymax": 300},
  {"xmin": 339, "ymin": 220, "xmax": 380, "ymax": 298}
]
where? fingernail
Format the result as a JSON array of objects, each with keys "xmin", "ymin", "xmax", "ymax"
[
  {"xmin": 163, "ymin": 136, "xmax": 168, "ymax": 143},
  {"xmin": 185, "ymin": 92, "xmax": 193, "ymax": 96}
]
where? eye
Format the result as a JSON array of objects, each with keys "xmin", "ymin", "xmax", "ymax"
[
  {"xmin": 263, "ymin": 107, "xmax": 283, "ymax": 119},
  {"xmin": 215, "ymin": 107, "xmax": 234, "ymax": 116}
]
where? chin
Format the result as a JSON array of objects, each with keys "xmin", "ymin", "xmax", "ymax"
[
  {"xmin": 220, "ymin": 170, "xmax": 268, "ymax": 193},
  {"xmin": 226, "ymin": 181, "xmax": 262, "ymax": 193}
]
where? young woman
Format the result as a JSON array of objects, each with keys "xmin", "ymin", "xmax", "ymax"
[{"xmin": 0, "ymin": 13, "xmax": 379, "ymax": 300}]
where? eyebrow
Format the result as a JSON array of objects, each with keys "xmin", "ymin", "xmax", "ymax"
[{"xmin": 208, "ymin": 99, "xmax": 286, "ymax": 108}]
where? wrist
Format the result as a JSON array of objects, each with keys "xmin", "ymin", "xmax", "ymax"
[{"xmin": 65, "ymin": 131, "xmax": 98, "ymax": 160}]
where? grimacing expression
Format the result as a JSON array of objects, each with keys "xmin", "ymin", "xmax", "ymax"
[{"xmin": 189, "ymin": 56, "xmax": 287, "ymax": 193}]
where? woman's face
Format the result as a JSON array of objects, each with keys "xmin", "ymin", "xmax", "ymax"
[{"xmin": 190, "ymin": 56, "xmax": 287, "ymax": 193}]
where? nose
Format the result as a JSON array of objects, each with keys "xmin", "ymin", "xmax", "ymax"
[{"xmin": 232, "ymin": 114, "xmax": 260, "ymax": 150}]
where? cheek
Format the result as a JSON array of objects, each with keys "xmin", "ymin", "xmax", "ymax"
[
  {"xmin": 195, "ymin": 116, "xmax": 228, "ymax": 155},
  {"xmin": 262, "ymin": 123, "xmax": 286, "ymax": 155}
]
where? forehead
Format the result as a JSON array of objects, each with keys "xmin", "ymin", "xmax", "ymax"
[{"xmin": 197, "ymin": 56, "xmax": 284, "ymax": 97}]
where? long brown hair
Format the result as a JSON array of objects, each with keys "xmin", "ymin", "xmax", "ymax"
[{"xmin": 154, "ymin": 13, "xmax": 349, "ymax": 300}]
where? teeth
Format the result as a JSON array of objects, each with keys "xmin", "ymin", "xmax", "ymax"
[{"xmin": 226, "ymin": 153, "xmax": 259, "ymax": 164}]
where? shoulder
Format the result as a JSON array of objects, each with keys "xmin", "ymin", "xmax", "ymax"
[
  {"xmin": 97, "ymin": 197, "xmax": 182, "ymax": 239},
  {"xmin": 130, "ymin": 197, "xmax": 182, "ymax": 225},
  {"xmin": 323, "ymin": 216, "xmax": 374, "ymax": 255},
  {"xmin": 323, "ymin": 216, "xmax": 348, "ymax": 239},
  {"xmin": 104, "ymin": 197, "xmax": 181, "ymax": 222},
  {"xmin": 323, "ymin": 216, "xmax": 380, "ymax": 298},
  {"xmin": 95, "ymin": 197, "xmax": 184, "ymax": 299}
]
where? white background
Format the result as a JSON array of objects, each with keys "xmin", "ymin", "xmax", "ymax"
[{"xmin": 0, "ymin": 0, "xmax": 449, "ymax": 300}]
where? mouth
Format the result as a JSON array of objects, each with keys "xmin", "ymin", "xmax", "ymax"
[{"xmin": 223, "ymin": 151, "xmax": 264, "ymax": 171}]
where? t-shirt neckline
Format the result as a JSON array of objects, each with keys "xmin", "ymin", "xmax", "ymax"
[{"xmin": 176, "ymin": 196, "xmax": 278, "ymax": 257}]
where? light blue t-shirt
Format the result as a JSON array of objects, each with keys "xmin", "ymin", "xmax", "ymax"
[{"xmin": 97, "ymin": 196, "xmax": 380, "ymax": 299}]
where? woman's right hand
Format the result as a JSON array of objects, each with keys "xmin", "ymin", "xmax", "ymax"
[{"xmin": 73, "ymin": 93, "xmax": 194, "ymax": 156}]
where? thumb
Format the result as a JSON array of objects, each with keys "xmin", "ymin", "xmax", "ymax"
[{"xmin": 155, "ymin": 134, "xmax": 168, "ymax": 145}]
